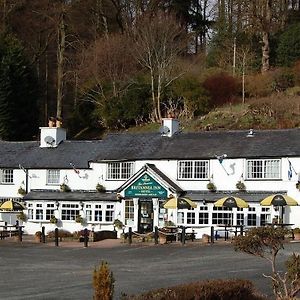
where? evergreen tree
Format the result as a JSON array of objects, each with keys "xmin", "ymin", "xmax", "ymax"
[{"xmin": 0, "ymin": 34, "xmax": 39, "ymax": 141}]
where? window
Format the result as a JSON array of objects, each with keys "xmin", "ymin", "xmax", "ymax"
[
  {"xmin": 212, "ymin": 207, "xmax": 232, "ymax": 225},
  {"xmin": 125, "ymin": 200, "xmax": 134, "ymax": 224},
  {"xmin": 46, "ymin": 204, "xmax": 55, "ymax": 220},
  {"xmin": 107, "ymin": 162, "xmax": 134, "ymax": 180},
  {"xmin": 0, "ymin": 169, "xmax": 13, "ymax": 184},
  {"xmin": 61, "ymin": 204, "xmax": 80, "ymax": 221},
  {"xmin": 36, "ymin": 204, "xmax": 43, "ymax": 220},
  {"xmin": 246, "ymin": 159, "xmax": 280, "ymax": 179},
  {"xmin": 187, "ymin": 212, "xmax": 196, "ymax": 224},
  {"xmin": 260, "ymin": 207, "xmax": 271, "ymax": 226},
  {"xmin": 247, "ymin": 207, "xmax": 257, "ymax": 226},
  {"xmin": 47, "ymin": 170, "xmax": 60, "ymax": 185},
  {"xmin": 85, "ymin": 205, "xmax": 92, "ymax": 222},
  {"xmin": 95, "ymin": 204, "xmax": 103, "ymax": 222},
  {"xmin": 105, "ymin": 204, "xmax": 114, "ymax": 222},
  {"xmin": 178, "ymin": 160, "xmax": 209, "ymax": 179},
  {"xmin": 199, "ymin": 205, "xmax": 209, "ymax": 225}
]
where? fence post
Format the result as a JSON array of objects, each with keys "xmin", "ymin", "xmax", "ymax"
[
  {"xmin": 18, "ymin": 226, "xmax": 23, "ymax": 242},
  {"xmin": 154, "ymin": 226, "xmax": 158, "ymax": 245},
  {"xmin": 84, "ymin": 228, "xmax": 88, "ymax": 248},
  {"xmin": 128, "ymin": 227, "xmax": 132, "ymax": 245},
  {"xmin": 181, "ymin": 226, "xmax": 186, "ymax": 245},
  {"xmin": 210, "ymin": 226, "xmax": 214, "ymax": 243},
  {"xmin": 41, "ymin": 226, "xmax": 46, "ymax": 243},
  {"xmin": 55, "ymin": 228, "xmax": 59, "ymax": 247}
]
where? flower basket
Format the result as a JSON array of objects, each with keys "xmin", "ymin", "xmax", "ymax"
[
  {"xmin": 113, "ymin": 219, "xmax": 124, "ymax": 230},
  {"xmin": 207, "ymin": 182, "xmax": 216, "ymax": 192},
  {"xmin": 236, "ymin": 181, "xmax": 246, "ymax": 191},
  {"xmin": 50, "ymin": 216, "xmax": 58, "ymax": 224},
  {"xmin": 17, "ymin": 212, "xmax": 27, "ymax": 222},
  {"xmin": 75, "ymin": 215, "xmax": 84, "ymax": 224},
  {"xmin": 18, "ymin": 187, "xmax": 26, "ymax": 196},
  {"xmin": 96, "ymin": 183, "xmax": 106, "ymax": 193},
  {"xmin": 60, "ymin": 183, "xmax": 71, "ymax": 192}
]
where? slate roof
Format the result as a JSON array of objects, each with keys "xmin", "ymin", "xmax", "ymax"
[
  {"xmin": 23, "ymin": 190, "xmax": 117, "ymax": 201},
  {"xmin": 185, "ymin": 191, "xmax": 287, "ymax": 203},
  {"xmin": 1, "ymin": 127, "xmax": 300, "ymax": 168},
  {"xmin": 93, "ymin": 128, "xmax": 300, "ymax": 161},
  {"xmin": 0, "ymin": 140, "xmax": 104, "ymax": 169}
]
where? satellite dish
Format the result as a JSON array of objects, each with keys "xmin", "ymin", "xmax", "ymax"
[
  {"xmin": 44, "ymin": 136, "xmax": 55, "ymax": 145},
  {"xmin": 159, "ymin": 126, "xmax": 170, "ymax": 135}
]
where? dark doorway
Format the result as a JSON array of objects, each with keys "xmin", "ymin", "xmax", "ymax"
[{"xmin": 138, "ymin": 199, "xmax": 153, "ymax": 233}]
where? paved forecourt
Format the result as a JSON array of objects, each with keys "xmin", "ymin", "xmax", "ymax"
[{"xmin": 0, "ymin": 237, "xmax": 299, "ymax": 299}]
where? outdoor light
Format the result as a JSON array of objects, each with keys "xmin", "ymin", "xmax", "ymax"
[
  {"xmin": 79, "ymin": 201, "xmax": 84, "ymax": 209},
  {"xmin": 202, "ymin": 200, "xmax": 206, "ymax": 205},
  {"xmin": 215, "ymin": 154, "xmax": 227, "ymax": 163},
  {"xmin": 55, "ymin": 200, "xmax": 59, "ymax": 209}
]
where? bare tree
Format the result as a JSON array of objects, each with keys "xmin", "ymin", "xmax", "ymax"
[{"xmin": 132, "ymin": 13, "xmax": 188, "ymax": 122}]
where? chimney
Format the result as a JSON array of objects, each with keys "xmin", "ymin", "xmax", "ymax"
[
  {"xmin": 40, "ymin": 118, "xmax": 66, "ymax": 148},
  {"xmin": 160, "ymin": 118, "xmax": 179, "ymax": 137}
]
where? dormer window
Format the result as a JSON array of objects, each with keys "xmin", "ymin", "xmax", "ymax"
[
  {"xmin": 46, "ymin": 170, "xmax": 60, "ymax": 185},
  {"xmin": 0, "ymin": 169, "xmax": 13, "ymax": 184}
]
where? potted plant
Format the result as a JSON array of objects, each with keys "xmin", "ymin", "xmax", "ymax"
[
  {"xmin": 60, "ymin": 183, "xmax": 71, "ymax": 192},
  {"xmin": 34, "ymin": 231, "xmax": 42, "ymax": 242},
  {"xmin": 293, "ymin": 228, "xmax": 300, "ymax": 240},
  {"xmin": 207, "ymin": 182, "xmax": 216, "ymax": 192},
  {"xmin": 50, "ymin": 215, "xmax": 58, "ymax": 224},
  {"xmin": 17, "ymin": 211, "xmax": 27, "ymax": 222},
  {"xmin": 75, "ymin": 215, "xmax": 84, "ymax": 224},
  {"xmin": 96, "ymin": 183, "xmax": 106, "ymax": 193},
  {"xmin": 296, "ymin": 182, "xmax": 300, "ymax": 190},
  {"xmin": 236, "ymin": 181, "xmax": 246, "ymax": 191},
  {"xmin": 113, "ymin": 219, "xmax": 124, "ymax": 230},
  {"xmin": 18, "ymin": 186, "xmax": 26, "ymax": 196}
]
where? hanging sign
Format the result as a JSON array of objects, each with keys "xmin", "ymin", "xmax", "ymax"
[{"xmin": 125, "ymin": 174, "xmax": 167, "ymax": 198}]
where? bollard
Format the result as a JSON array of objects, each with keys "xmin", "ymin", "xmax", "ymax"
[
  {"xmin": 15, "ymin": 220, "xmax": 19, "ymax": 229},
  {"xmin": 210, "ymin": 226, "xmax": 214, "ymax": 243},
  {"xmin": 240, "ymin": 225, "xmax": 243, "ymax": 236},
  {"xmin": 55, "ymin": 228, "xmax": 59, "ymax": 247},
  {"xmin": 41, "ymin": 226, "xmax": 46, "ymax": 243},
  {"xmin": 18, "ymin": 226, "xmax": 23, "ymax": 242},
  {"xmin": 181, "ymin": 226, "xmax": 186, "ymax": 245},
  {"xmin": 128, "ymin": 227, "xmax": 132, "ymax": 245},
  {"xmin": 83, "ymin": 228, "xmax": 88, "ymax": 248},
  {"xmin": 191, "ymin": 229, "xmax": 195, "ymax": 242},
  {"xmin": 154, "ymin": 226, "xmax": 158, "ymax": 245}
]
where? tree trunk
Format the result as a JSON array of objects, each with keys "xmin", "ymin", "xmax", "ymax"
[
  {"xmin": 261, "ymin": 30, "xmax": 270, "ymax": 73},
  {"xmin": 56, "ymin": 10, "xmax": 66, "ymax": 120}
]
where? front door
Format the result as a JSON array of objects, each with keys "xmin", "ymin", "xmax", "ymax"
[{"xmin": 138, "ymin": 199, "xmax": 153, "ymax": 233}]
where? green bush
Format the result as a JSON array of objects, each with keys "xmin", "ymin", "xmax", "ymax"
[{"xmin": 121, "ymin": 279, "xmax": 266, "ymax": 300}]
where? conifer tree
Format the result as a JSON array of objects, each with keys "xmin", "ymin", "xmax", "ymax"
[{"xmin": 0, "ymin": 34, "xmax": 39, "ymax": 141}]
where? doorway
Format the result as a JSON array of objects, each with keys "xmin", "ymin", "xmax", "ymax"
[{"xmin": 138, "ymin": 199, "xmax": 153, "ymax": 233}]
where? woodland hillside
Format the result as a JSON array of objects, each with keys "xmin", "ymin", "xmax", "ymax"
[{"xmin": 0, "ymin": 0, "xmax": 300, "ymax": 140}]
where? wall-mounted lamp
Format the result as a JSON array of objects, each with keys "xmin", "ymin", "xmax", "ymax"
[
  {"xmin": 55, "ymin": 200, "xmax": 59, "ymax": 209},
  {"xmin": 79, "ymin": 201, "xmax": 84, "ymax": 210},
  {"xmin": 202, "ymin": 200, "xmax": 206, "ymax": 205}
]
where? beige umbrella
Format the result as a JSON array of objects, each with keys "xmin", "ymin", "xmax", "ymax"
[
  {"xmin": 0, "ymin": 199, "xmax": 25, "ymax": 211},
  {"xmin": 163, "ymin": 197, "xmax": 197, "ymax": 209},
  {"xmin": 214, "ymin": 196, "xmax": 249, "ymax": 208}
]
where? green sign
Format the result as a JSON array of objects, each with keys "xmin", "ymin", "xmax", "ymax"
[{"xmin": 125, "ymin": 174, "xmax": 167, "ymax": 198}]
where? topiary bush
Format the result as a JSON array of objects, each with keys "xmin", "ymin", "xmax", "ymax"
[{"xmin": 93, "ymin": 261, "xmax": 115, "ymax": 300}]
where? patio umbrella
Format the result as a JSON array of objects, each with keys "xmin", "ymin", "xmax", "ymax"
[
  {"xmin": 214, "ymin": 196, "xmax": 249, "ymax": 208},
  {"xmin": 0, "ymin": 199, "xmax": 25, "ymax": 211},
  {"xmin": 163, "ymin": 197, "xmax": 197, "ymax": 209},
  {"xmin": 260, "ymin": 194, "xmax": 298, "ymax": 223},
  {"xmin": 260, "ymin": 194, "xmax": 298, "ymax": 207}
]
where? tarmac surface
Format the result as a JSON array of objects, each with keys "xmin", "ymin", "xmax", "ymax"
[{"xmin": 0, "ymin": 236, "xmax": 299, "ymax": 300}]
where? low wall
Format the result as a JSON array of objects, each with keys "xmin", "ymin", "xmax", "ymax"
[{"xmin": 89, "ymin": 230, "xmax": 117, "ymax": 242}]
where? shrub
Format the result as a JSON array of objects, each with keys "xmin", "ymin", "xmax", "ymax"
[
  {"xmin": 47, "ymin": 229, "xmax": 73, "ymax": 238},
  {"xmin": 203, "ymin": 72, "xmax": 239, "ymax": 107},
  {"xmin": 245, "ymin": 72, "xmax": 274, "ymax": 98},
  {"xmin": 121, "ymin": 279, "xmax": 266, "ymax": 300},
  {"xmin": 93, "ymin": 261, "xmax": 115, "ymax": 300}
]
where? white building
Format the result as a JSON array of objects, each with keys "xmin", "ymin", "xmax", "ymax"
[{"xmin": 1, "ymin": 119, "xmax": 300, "ymax": 238}]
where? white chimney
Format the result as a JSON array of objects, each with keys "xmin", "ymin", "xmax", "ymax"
[
  {"xmin": 40, "ymin": 126, "xmax": 66, "ymax": 148},
  {"xmin": 161, "ymin": 118, "xmax": 179, "ymax": 137}
]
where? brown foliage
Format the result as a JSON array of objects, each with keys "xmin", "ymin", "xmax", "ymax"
[
  {"xmin": 122, "ymin": 279, "xmax": 266, "ymax": 300},
  {"xmin": 203, "ymin": 73, "xmax": 239, "ymax": 107},
  {"xmin": 93, "ymin": 261, "xmax": 114, "ymax": 300}
]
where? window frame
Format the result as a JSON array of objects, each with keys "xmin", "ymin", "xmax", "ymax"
[
  {"xmin": 246, "ymin": 159, "xmax": 281, "ymax": 180},
  {"xmin": 46, "ymin": 169, "xmax": 60, "ymax": 185},
  {"xmin": 0, "ymin": 169, "xmax": 14, "ymax": 184},
  {"xmin": 177, "ymin": 160, "xmax": 209, "ymax": 180},
  {"xmin": 107, "ymin": 162, "xmax": 134, "ymax": 180}
]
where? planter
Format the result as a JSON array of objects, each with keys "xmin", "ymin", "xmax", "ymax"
[{"xmin": 202, "ymin": 234, "xmax": 210, "ymax": 243}]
